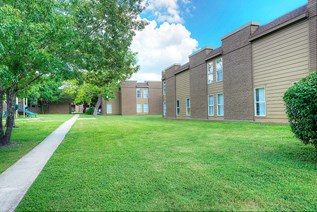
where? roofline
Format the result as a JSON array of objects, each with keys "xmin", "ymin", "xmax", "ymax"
[
  {"xmin": 189, "ymin": 46, "xmax": 213, "ymax": 57},
  {"xmin": 163, "ymin": 63, "xmax": 181, "ymax": 71},
  {"xmin": 222, "ymin": 22, "xmax": 260, "ymax": 40},
  {"xmin": 249, "ymin": 13, "xmax": 308, "ymax": 42},
  {"xmin": 205, "ymin": 51, "xmax": 223, "ymax": 61}
]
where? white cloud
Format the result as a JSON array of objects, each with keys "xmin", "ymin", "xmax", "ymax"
[
  {"xmin": 145, "ymin": 0, "xmax": 191, "ymax": 24},
  {"xmin": 130, "ymin": 19, "xmax": 198, "ymax": 82}
]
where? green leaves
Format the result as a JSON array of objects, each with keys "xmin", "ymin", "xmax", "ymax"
[{"xmin": 283, "ymin": 71, "xmax": 317, "ymax": 150}]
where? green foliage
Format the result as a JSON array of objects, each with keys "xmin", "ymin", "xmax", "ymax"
[
  {"xmin": 283, "ymin": 72, "xmax": 317, "ymax": 150},
  {"xmin": 85, "ymin": 107, "xmax": 94, "ymax": 115}
]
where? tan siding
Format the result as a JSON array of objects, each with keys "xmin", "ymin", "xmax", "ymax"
[
  {"xmin": 253, "ymin": 20, "xmax": 309, "ymax": 122},
  {"xmin": 176, "ymin": 70, "xmax": 190, "ymax": 119},
  {"xmin": 207, "ymin": 56, "xmax": 224, "ymax": 120}
]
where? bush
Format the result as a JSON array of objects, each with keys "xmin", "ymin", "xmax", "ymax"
[
  {"xmin": 283, "ymin": 72, "xmax": 317, "ymax": 153},
  {"xmin": 85, "ymin": 107, "xmax": 94, "ymax": 115}
]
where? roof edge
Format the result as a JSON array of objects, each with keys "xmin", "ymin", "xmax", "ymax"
[
  {"xmin": 189, "ymin": 46, "xmax": 213, "ymax": 57},
  {"xmin": 222, "ymin": 22, "xmax": 260, "ymax": 40},
  {"xmin": 249, "ymin": 13, "xmax": 308, "ymax": 42}
]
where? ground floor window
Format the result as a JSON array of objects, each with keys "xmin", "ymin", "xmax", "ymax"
[
  {"xmin": 255, "ymin": 88, "xmax": 266, "ymax": 116},
  {"xmin": 186, "ymin": 99, "xmax": 191, "ymax": 116},
  {"xmin": 106, "ymin": 104, "xmax": 112, "ymax": 114},
  {"xmin": 137, "ymin": 103, "xmax": 142, "ymax": 113},
  {"xmin": 163, "ymin": 102, "xmax": 166, "ymax": 116},
  {"xmin": 143, "ymin": 103, "xmax": 149, "ymax": 113},
  {"xmin": 208, "ymin": 95, "xmax": 214, "ymax": 116},
  {"xmin": 176, "ymin": 100, "xmax": 180, "ymax": 116},
  {"xmin": 217, "ymin": 94, "xmax": 224, "ymax": 116}
]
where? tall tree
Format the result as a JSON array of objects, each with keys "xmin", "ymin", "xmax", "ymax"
[{"xmin": 0, "ymin": 0, "xmax": 145, "ymax": 145}]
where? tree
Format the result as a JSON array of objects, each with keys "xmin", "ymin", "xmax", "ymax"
[
  {"xmin": 0, "ymin": 0, "xmax": 77, "ymax": 145},
  {"xmin": 0, "ymin": 0, "xmax": 145, "ymax": 145},
  {"xmin": 71, "ymin": 0, "xmax": 145, "ymax": 116},
  {"xmin": 283, "ymin": 72, "xmax": 317, "ymax": 156}
]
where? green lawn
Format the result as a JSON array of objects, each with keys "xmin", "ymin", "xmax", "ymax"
[
  {"xmin": 0, "ymin": 114, "xmax": 72, "ymax": 173},
  {"xmin": 17, "ymin": 115, "xmax": 316, "ymax": 211}
]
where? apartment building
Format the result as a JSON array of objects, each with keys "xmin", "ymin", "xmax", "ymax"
[
  {"xmin": 102, "ymin": 81, "xmax": 162, "ymax": 115},
  {"xmin": 162, "ymin": 0, "xmax": 317, "ymax": 123}
]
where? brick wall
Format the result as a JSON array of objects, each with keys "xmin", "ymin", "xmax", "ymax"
[{"xmin": 308, "ymin": 0, "xmax": 317, "ymax": 72}]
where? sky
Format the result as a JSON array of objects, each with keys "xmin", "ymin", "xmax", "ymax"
[{"xmin": 130, "ymin": 0, "xmax": 307, "ymax": 82}]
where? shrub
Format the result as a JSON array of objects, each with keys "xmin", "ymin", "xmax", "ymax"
[
  {"xmin": 85, "ymin": 107, "xmax": 94, "ymax": 115},
  {"xmin": 283, "ymin": 71, "xmax": 317, "ymax": 154}
]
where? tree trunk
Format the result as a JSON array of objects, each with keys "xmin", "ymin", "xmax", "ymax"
[
  {"xmin": 93, "ymin": 96, "xmax": 102, "ymax": 117},
  {"xmin": 1, "ymin": 89, "xmax": 16, "ymax": 145},
  {"xmin": 83, "ymin": 102, "xmax": 88, "ymax": 113},
  {"xmin": 41, "ymin": 100, "xmax": 45, "ymax": 114},
  {"xmin": 0, "ymin": 92, "xmax": 4, "ymax": 145}
]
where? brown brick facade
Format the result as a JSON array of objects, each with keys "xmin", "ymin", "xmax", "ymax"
[
  {"xmin": 103, "ymin": 80, "xmax": 162, "ymax": 116},
  {"xmin": 162, "ymin": 0, "xmax": 314, "ymax": 124}
]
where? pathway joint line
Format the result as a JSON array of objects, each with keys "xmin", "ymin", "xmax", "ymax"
[{"xmin": 0, "ymin": 115, "xmax": 79, "ymax": 212}]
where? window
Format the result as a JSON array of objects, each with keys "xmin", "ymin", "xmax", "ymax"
[
  {"xmin": 176, "ymin": 100, "xmax": 180, "ymax": 116},
  {"xmin": 186, "ymin": 99, "xmax": 191, "ymax": 116},
  {"xmin": 137, "ymin": 103, "xmax": 142, "ymax": 113},
  {"xmin": 208, "ymin": 95, "xmax": 214, "ymax": 116},
  {"xmin": 143, "ymin": 88, "xmax": 148, "ymax": 99},
  {"xmin": 255, "ymin": 88, "xmax": 266, "ymax": 116},
  {"xmin": 136, "ymin": 88, "xmax": 142, "ymax": 98},
  {"xmin": 143, "ymin": 103, "xmax": 149, "ymax": 113},
  {"xmin": 106, "ymin": 104, "xmax": 112, "ymax": 114},
  {"xmin": 217, "ymin": 94, "xmax": 224, "ymax": 116},
  {"xmin": 163, "ymin": 102, "xmax": 166, "ymax": 116},
  {"xmin": 207, "ymin": 62, "xmax": 214, "ymax": 84},
  {"xmin": 216, "ymin": 58, "xmax": 223, "ymax": 82},
  {"xmin": 163, "ymin": 81, "xmax": 166, "ymax": 96}
]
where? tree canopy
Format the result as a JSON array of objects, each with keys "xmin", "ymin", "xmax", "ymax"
[{"xmin": 0, "ymin": 0, "xmax": 146, "ymax": 145}]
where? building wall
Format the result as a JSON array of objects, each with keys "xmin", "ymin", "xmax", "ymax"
[
  {"xmin": 222, "ymin": 25, "xmax": 257, "ymax": 121},
  {"xmin": 189, "ymin": 48, "xmax": 212, "ymax": 120},
  {"xmin": 176, "ymin": 70, "xmax": 190, "ymax": 119},
  {"xmin": 309, "ymin": 0, "xmax": 317, "ymax": 71},
  {"xmin": 121, "ymin": 81, "xmax": 137, "ymax": 115},
  {"xmin": 148, "ymin": 82, "xmax": 162, "ymax": 115},
  {"xmin": 207, "ymin": 56, "xmax": 224, "ymax": 121},
  {"xmin": 102, "ymin": 91, "xmax": 121, "ymax": 115},
  {"xmin": 252, "ymin": 20, "xmax": 309, "ymax": 123}
]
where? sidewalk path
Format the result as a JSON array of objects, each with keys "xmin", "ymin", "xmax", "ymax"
[{"xmin": 0, "ymin": 114, "xmax": 79, "ymax": 212}]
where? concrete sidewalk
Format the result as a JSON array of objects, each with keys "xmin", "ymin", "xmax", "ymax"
[{"xmin": 0, "ymin": 114, "xmax": 79, "ymax": 212}]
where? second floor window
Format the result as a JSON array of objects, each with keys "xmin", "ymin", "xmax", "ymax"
[
  {"xmin": 163, "ymin": 81, "xmax": 166, "ymax": 96},
  {"xmin": 143, "ymin": 88, "xmax": 148, "ymax": 99},
  {"xmin": 136, "ymin": 88, "xmax": 141, "ymax": 98},
  {"xmin": 207, "ymin": 62, "xmax": 214, "ymax": 84},
  {"xmin": 216, "ymin": 58, "xmax": 223, "ymax": 82}
]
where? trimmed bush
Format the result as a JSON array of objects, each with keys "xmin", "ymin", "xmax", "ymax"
[
  {"xmin": 283, "ymin": 72, "xmax": 317, "ymax": 154},
  {"xmin": 85, "ymin": 107, "xmax": 94, "ymax": 115}
]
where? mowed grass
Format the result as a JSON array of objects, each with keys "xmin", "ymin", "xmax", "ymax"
[
  {"xmin": 18, "ymin": 115, "xmax": 317, "ymax": 211},
  {"xmin": 0, "ymin": 115, "xmax": 72, "ymax": 173}
]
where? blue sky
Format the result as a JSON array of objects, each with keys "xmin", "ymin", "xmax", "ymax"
[
  {"xmin": 130, "ymin": 0, "xmax": 307, "ymax": 81},
  {"xmin": 184, "ymin": 0, "xmax": 307, "ymax": 48}
]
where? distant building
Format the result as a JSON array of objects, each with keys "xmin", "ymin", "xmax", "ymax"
[{"xmin": 102, "ymin": 81, "xmax": 162, "ymax": 115}]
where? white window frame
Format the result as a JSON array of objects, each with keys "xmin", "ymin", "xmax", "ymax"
[
  {"xmin": 143, "ymin": 88, "xmax": 149, "ymax": 99},
  {"xmin": 176, "ymin": 100, "xmax": 180, "ymax": 116},
  {"xmin": 254, "ymin": 87, "xmax": 266, "ymax": 117},
  {"xmin": 186, "ymin": 98, "xmax": 191, "ymax": 116},
  {"xmin": 106, "ymin": 103, "xmax": 112, "ymax": 114},
  {"xmin": 137, "ymin": 103, "xmax": 142, "ymax": 113},
  {"xmin": 143, "ymin": 103, "xmax": 149, "ymax": 113},
  {"xmin": 136, "ymin": 88, "xmax": 142, "ymax": 98},
  {"xmin": 207, "ymin": 62, "xmax": 214, "ymax": 84},
  {"xmin": 208, "ymin": 95, "xmax": 214, "ymax": 116},
  {"xmin": 163, "ymin": 81, "xmax": 166, "ymax": 96},
  {"xmin": 216, "ymin": 58, "xmax": 223, "ymax": 82},
  {"xmin": 217, "ymin": 93, "xmax": 224, "ymax": 117}
]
